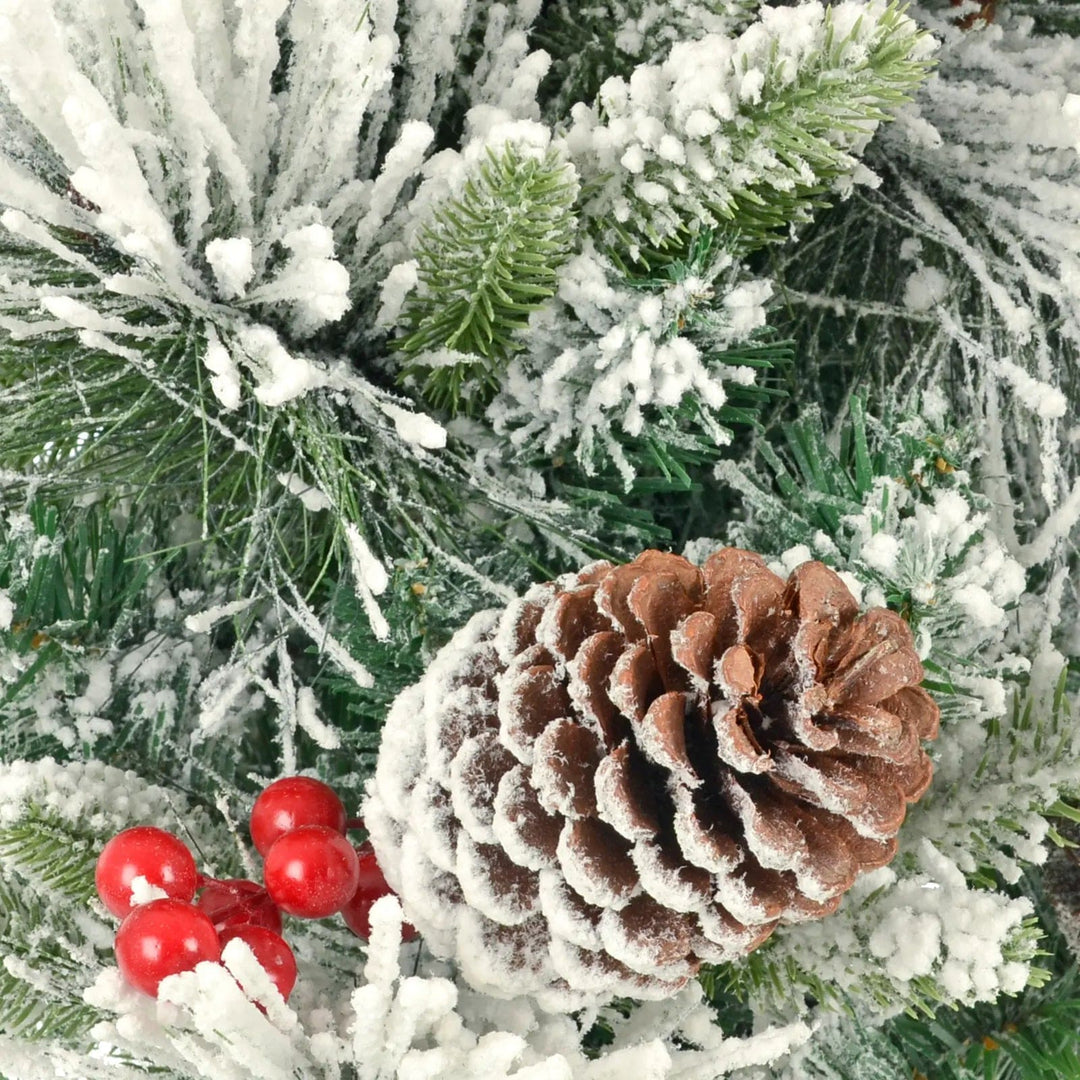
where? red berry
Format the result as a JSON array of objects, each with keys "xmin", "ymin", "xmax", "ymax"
[
  {"xmin": 115, "ymin": 898, "xmax": 221, "ymax": 997},
  {"xmin": 220, "ymin": 925, "xmax": 297, "ymax": 1002},
  {"xmin": 341, "ymin": 844, "xmax": 417, "ymax": 942},
  {"xmin": 95, "ymin": 827, "xmax": 199, "ymax": 918},
  {"xmin": 197, "ymin": 879, "xmax": 283, "ymax": 935},
  {"xmin": 263, "ymin": 825, "xmax": 359, "ymax": 919},
  {"xmin": 250, "ymin": 777, "xmax": 347, "ymax": 857}
]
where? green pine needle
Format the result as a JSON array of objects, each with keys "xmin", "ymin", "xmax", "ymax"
[
  {"xmin": 397, "ymin": 144, "xmax": 579, "ymax": 415},
  {"xmin": 886, "ymin": 875, "xmax": 1080, "ymax": 1080}
]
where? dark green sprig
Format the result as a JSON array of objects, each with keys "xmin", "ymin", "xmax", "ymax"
[
  {"xmin": 398, "ymin": 144, "xmax": 579, "ymax": 415},
  {"xmin": 718, "ymin": 391, "xmax": 977, "ymax": 551}
]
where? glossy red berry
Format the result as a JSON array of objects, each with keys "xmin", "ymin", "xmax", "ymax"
[
  {"xmin": 115, "ymin": 898, "xmax": 221, "ymax": 997},
  {"xmin": 341, "ymin": 843, "xmax": 418, "ymax": 942},
  {"xmin": 250, "ymin": 777, "xmax": 347, "ymax": 857},
  {"xmin": 95, "ymin": 826, "xmax": 199, "ymax": 918},
  {"xmin": 220, "ymin": 925, "xmax": 297, "ymax": 1002},
  {"xmin": 196, "ymin": 879, "xmax": 283, "ymax": 935},
  {"xmin": 263, "ymin": 825, "xmax": 359, "ymax": 919}
]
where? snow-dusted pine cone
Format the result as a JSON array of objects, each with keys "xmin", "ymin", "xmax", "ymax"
[{"xmin": 365, "ymin": 548, "xmax": 939, "ymax": 1008}]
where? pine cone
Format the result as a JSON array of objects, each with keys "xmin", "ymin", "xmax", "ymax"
[{"xmin": 365, "ymin": 548, "xmax": 939, "ymax": 1008}]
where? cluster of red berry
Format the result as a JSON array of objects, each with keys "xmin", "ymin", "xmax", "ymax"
[{"xmin": 95, "ymin": 777, "xmax": 413, "ymax": 1002}]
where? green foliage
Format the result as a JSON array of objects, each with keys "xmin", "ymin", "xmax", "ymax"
[
  {"xmin": 0, "ymin": 238, "xmax": 585, "ymax": 624},
  {"xmin": 0, "ymin": 498, "xmax": 161, "ymax": 761},
  {"xmin": 586, "ymin": 2, "xmax": 934, "ymax": 276},
  {"xmin": 0, "ymin": 498, "xmax": 158, "ymax": 645},
  {"xmin": 507, "ymin": 229, "xmax": 791, "ymax": 549},
  {"xmin": 1008, "ymin": 0, "xmax": 1080, "ymax": 35},
  {"xmin": 718, "ymin": 391, "xmax": 977, "ymax": 553},
  {"xmin": 0, "ymin": 807, "xmax": 111, "ymax": 1045},
  {"xmin": 398, "ymin": 144, "xmax": 579, "ymax": 415},
  {"xmin": 786, "ymin": 1014, "xmax": 912, "ymax": 1080},
  {"xmin": 543, "ymin": 331, "xmax": 791, "ymax": 553},
  {"xmin": 718, "ymin": 2, "xmax": 931, "ymax": 252},
  {"xmin": 314, "ymin": 559, "xmax": 448, "ymax": 784},
  {"xmin": 699, "ymin": 940, "xmax": 842, "ymax": 1024}
]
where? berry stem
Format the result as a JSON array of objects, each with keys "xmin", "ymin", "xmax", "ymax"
[{"xmin": 345, "ymin": 817, "xmax": 366, "ymax": 831}]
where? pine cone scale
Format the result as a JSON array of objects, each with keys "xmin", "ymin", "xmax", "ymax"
[
  {"xmin": 559, "ymin": 817, "xmax": 638, "ymax": 909},
  {"xmin": 533, "ymin": 719, "xmax": 602, "ymax": 818},
  {"xmin": 670, "ymin": 609, "xmax": 719, "ymax": 689},
  {"xmin": 595, "ymin": 741, "xmax": 663, "ymax": 840},
  {"xmin": 492, "ymin": 764, "xmax": 561, "ymax": 870},
  {"xmin": 567, "ymin": 630, "xmax": 628, "ymax": 744}
]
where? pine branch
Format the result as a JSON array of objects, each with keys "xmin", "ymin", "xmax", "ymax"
[
  {"xmin": 717, "ymin": 392, "xmax": 978, "ymax": 557},
  {"xmin": 541, "ymin": 331, "xmax": 791, "ymax": 553},
  {"xmin": 569, "ymin": 1, "xmax": 934, "ymax": 275},
  {"xmin": 397, "ymin": 144, "xmax": 579, "ymax": 415}
]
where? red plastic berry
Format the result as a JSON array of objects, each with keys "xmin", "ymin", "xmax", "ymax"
[
  {"xmin": 263, "ymin": 825, "xmax": 359, "ymax": 919},
  {"xmin": 197, "ymin": 879, "xmax": 283, "ymax": 935},
  {"xmin": 341, "ymin": 843, "xmax": 417, "ymax": 942},
  {"xmin": 115, "ymin": 898, "xmax": 221, "ymax": 997},
  {"xmin": 95, "ymin": 826, "xmax": 199, "ymax": 918},
  {"xmin": 250, "ymin": 777, "xmax": 347, "ymax": 857},
  {"xmin": 220, "ymin": 925, "xmax": 297, "ymax": 1002}
]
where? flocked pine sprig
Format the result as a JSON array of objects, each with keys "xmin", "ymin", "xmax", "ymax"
[
  {"xmin": 394, "ymin": 144, "xmax": 579, "ymax": 415},
  {"xmin": 880, "ymin": 872, "xmax": 1080, "ymax": 1080},
  {"xmin": 0, "ymin": 498, "xmax": 200, "ymax": 765},
  {"xmin": 485, "ymin": 227, "xmax": 780, "ymax": 485},
  {"xmin": 565, "ymin": 0, "xmax": 935, "ymax": 273}
]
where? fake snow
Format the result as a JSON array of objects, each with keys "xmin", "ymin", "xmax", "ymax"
[
  {"xmin": 237, "ymin": 326, "xmax": 327, "ymax": 408},
  {"xmin": 276, "ymin": 472, "xmax": 332, "ymax": 512},
  {"xmin": 378, "ymin": 400, "xmax": 448, "ymax": 450},
  {"xmin": 902, "ymin": 265, "xmax": 950, "ymax": 311},
  {"xmin": 203, "ymin": 327, "xmax": 243, "ymax": 411},
  {"xmin": 344, "ymin": 523, "xmax": 389, "ymax": 596},
  {"xmin": 184, "ymin": 597, "xmax": 257, "ymax": 634},
  {"xmin": 205, "ymin": 237, "xmax": 255, "ymax": 300}
]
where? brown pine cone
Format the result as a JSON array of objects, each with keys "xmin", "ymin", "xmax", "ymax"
[{"xmin": 365, "ymin": 548, "xmax": 939, "ymax": 1008}]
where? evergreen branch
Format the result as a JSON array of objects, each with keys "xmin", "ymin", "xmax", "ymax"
[
  {"xmin": 717, "ymin": 391, "xmax": 978, "ymax": 559},
  {"xmin": 540, "ymin": 333, "xmax": 792, "ymax": 552},
  {"xmin": 397, "ymin": 144, "xmax": 579, "ymax": 415},
  {"xmin": 570, "ymin": 1, "xmax": 934, "ymax": 274},
  {"xmin": 0, "ymin": 813, "xmax": 99, "ymax": 902},
  {"xmin": 0, "ymin": 498, "xmax": 159, "ymax": 646}
]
